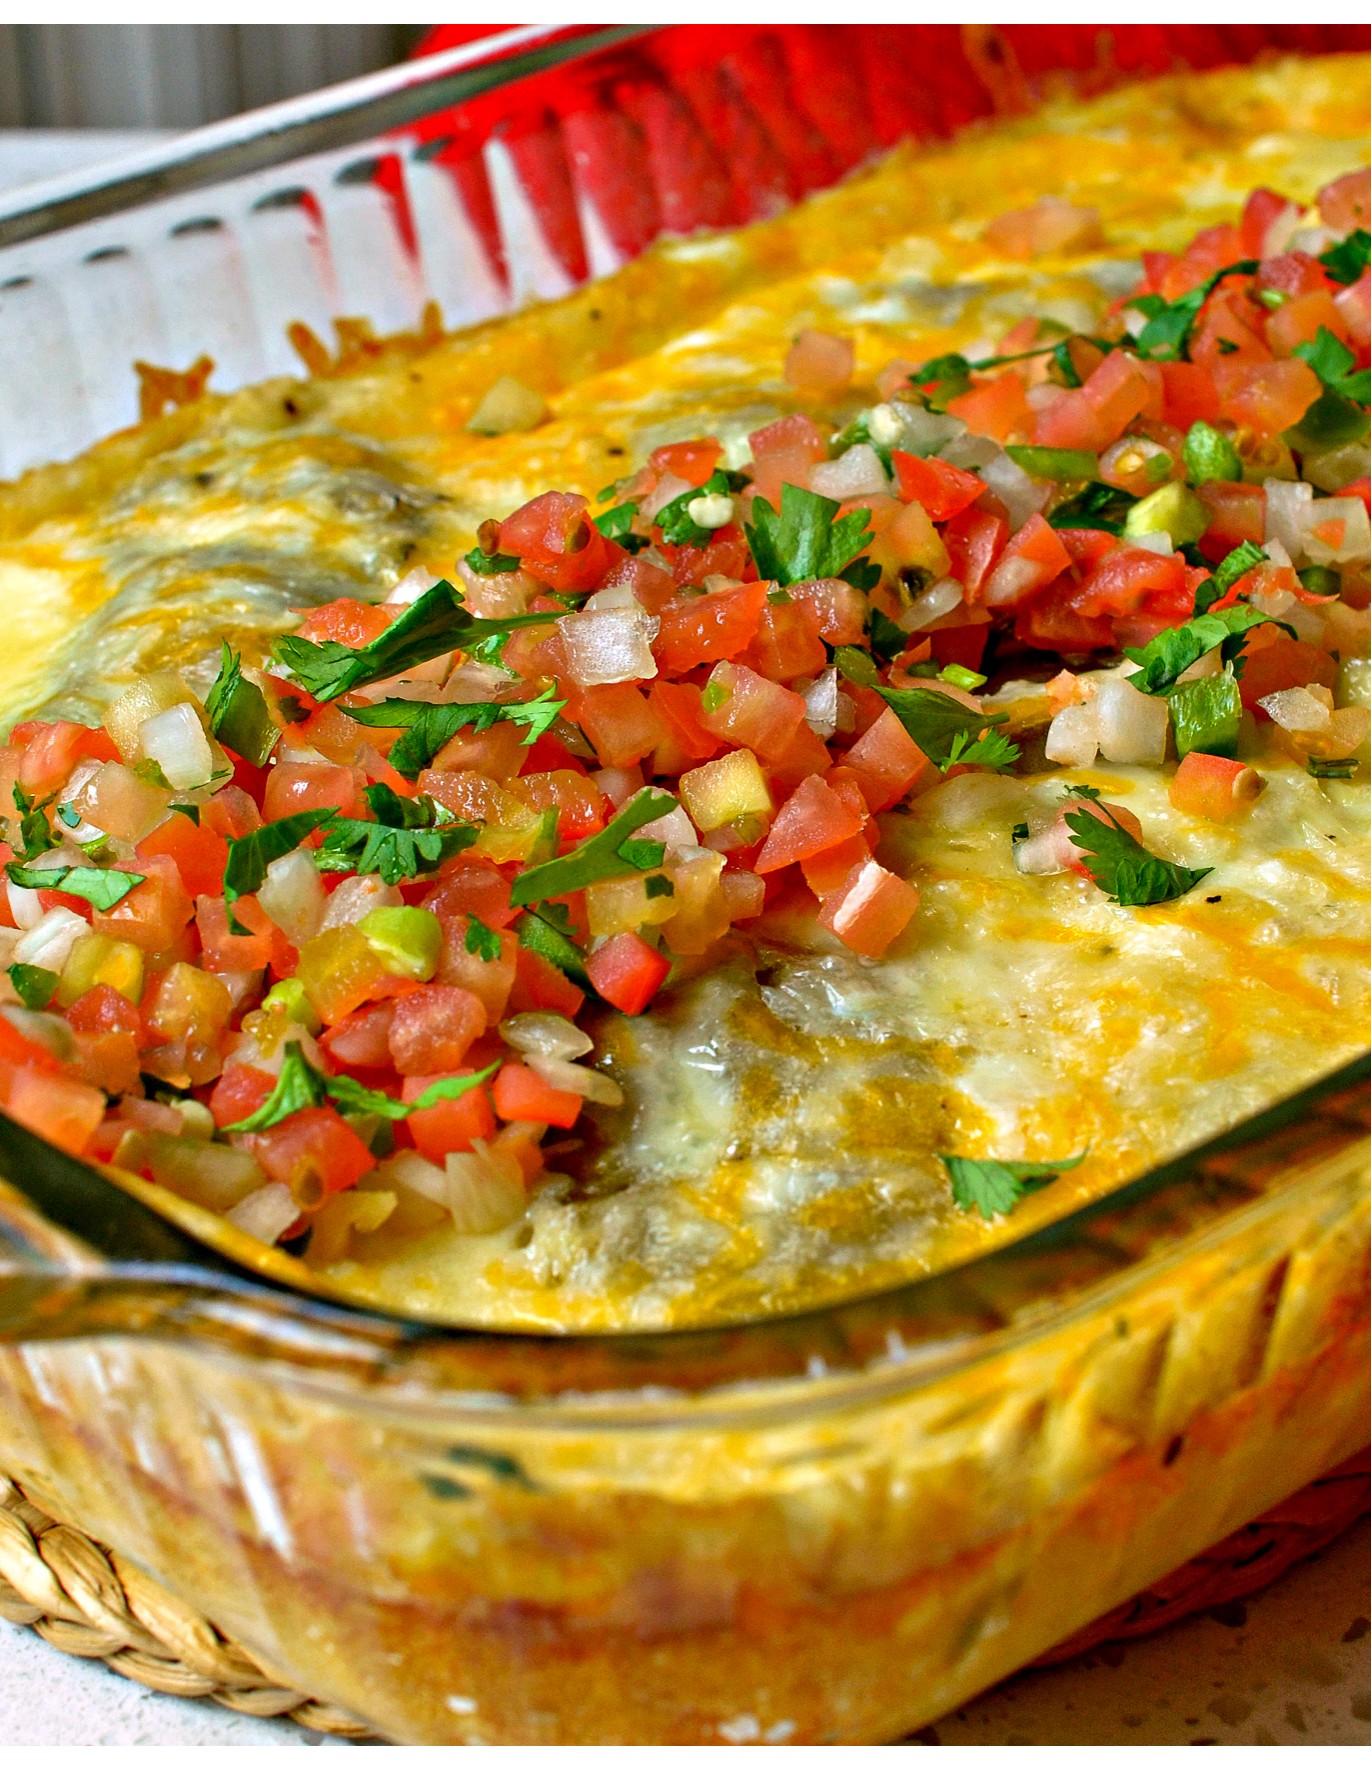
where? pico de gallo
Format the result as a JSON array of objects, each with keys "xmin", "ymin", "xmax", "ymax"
[{"xmin": 5, "ymin": 169, "xmax": 1371, "ymax": 1258}]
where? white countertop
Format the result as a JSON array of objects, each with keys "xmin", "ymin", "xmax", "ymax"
[{"xmin": 1, "ymin": 126, "xmax": 1369, "ymax": 1750}]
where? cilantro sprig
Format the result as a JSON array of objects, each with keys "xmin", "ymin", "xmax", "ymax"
[
  {"xmin": 7, "ymin": 785, "xmax": 56, "ymax": 863},
  {"xmin": 1130, "ymin": 260, "xmax": 1258, "ymax": 361},
  {"xmin": 225, "ymin": 1040, "xmax": 498, "ymax": 1134},
  {"xmin": 941, "ymin": 1148, "xmax": 1086, "ymax": 1220},
  {"xmin": 341, "ymin": 684, "xmax": 565, "ymax": 779},
  {"xmin": 509, "ymin": 788, "xmax": 677, "ymax": 909},
  {"xmin": 853, "ymin": 679, "xmax": 1019, "ymax": 773},
  {"xmin": 1320, "ymin": 230, "xmax": 1371, "ymax": 285},
  {"xmin": 274, "ymin": 580, "xmax": 558, "ymax": 701},
  {"xmin": 745, "ymin": 483, "xmax": 878, "ymax": 591},
  {"xmin": 1062, "ymin": 794, "xmax": 1211, "ymax": 906},
  {"xmin": 1194, "ymin": 540, "xmax": 1267, "ymax": 614},
  {"xmin": 315, "ymin": 784, "xmax": 476, "ymax": 886},
  {"xmin": 1289, "ymin": 325, "xmax": 1371, "ymax": 445},
  {"xmin": 1122, "ymin": 602, "xmax": 1281, "ymax": 695}
]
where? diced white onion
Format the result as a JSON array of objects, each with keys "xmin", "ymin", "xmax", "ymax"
[
  {"xmin": 526, "ymin": 1052, "xmax": 624, "ymax": 1106},
  {"xmin": 15, "ymin": 907, "xmax": 87, "ymax": 972},
  {"xmin": 1013, "ymin": 821, "xmax": 1075, "ymax": 876},
  {"xmin": 866, "ymin": 404, "xmax": 905, "ymax": 448},
  {"xmin": 1094, "ymin": 674, "xmax": 1170, "ymax": 766},
  {"xmin": 320, "ymin": 875, "xmax": 402, "ymax": 930},
  {"xmin": 583, "ymin": 582, "xmax": 640, "ymax": 611},
  {"xmin": 1264, "ymin": 478, "xmax": 1315, "ymax": 563},
  {"xmin": 938, "ymin": 430, "xmax": 1001, "ymax": 471},
  {"xmin": 591, "ymin": 766, "xmax": 644, "ymax": 808},
  {"xmin": 802, "ymin": 667, "xmax": 840, "ymax": 740},
  {"xmin": 257, "ymin": 848, "xmax": 326, "ymax": 946},
  {"xmin": 559, "ymin": 606, "xmax": 659, "ymax": 688},
  {"xmin": 378, "ymin": 1149, "xmax": 449, "ymax": 1207},
  {"xmin": 978, "ymin": 453, "xmax": 1050, "ymax": 531},
  {"xmin": 445, "ymin": 1145, "xmax": 526, "ymax": 1235},
  {"xmin": 1258, "ymin": 686, "xmax": 1333, "ymax": 732},
  {"xmin": 226, "ymin": 1182, "xmax": 299, "ymax": 1245},
  {"xmin": 1044, "ymin": 701, "xmax": 1101, "ymax": 766},
  {"xmin": 500, "ymin": 1011, "xmax": 593, "ymax": 1060},
  {"xmin": 896, "ymin": 403, "xmax": 967, "ymax": 457},
  {"xmin": 0, "ymin": 928, "xmax": 20, "ymax": 971},
  {"xmin": 1248, "ymin": 587, "xmax": 1326, "ymax": 645},
  {"xmin": 917, "ymin": 772, "xmax": 1028, "ymax": 832},
  {"xmin": 1261, "ymin": 201, "xmax": 1305, "ymax": 258},
  {"xmin": 385, "ymin": 568, "xmax": 438, "ymax": 606},
  {"xmin": 1303, "ymin": 496, "xmax": 1371, "ymax": 566},
  {"xmin": 636, "ymin": 806, "xmax": 697, "ymax": 849},
  {"xmin": 809, "ymin": 443, "xmax": 888, "ymax": 500},
  {"xmin": 1128, "ymin": 530, "xmax": 1175, "ymax": 557},
  {"xmin": 902, "ymin": 576, "xmax": 964, "ymax": 630},
  {"xmin": 137, "ymin": 702, "xmax": 215, "ymax": 791},
  {"xmin": 685, "ymin": 491, "xmax": 735, "ymax": 529},
  {"xmin": 639, "ymin": 472, "xmax": 692, "ymax": 523},
  {"xmin": 7, "ymin": 881, "xmax": 42, "ymax": 930}
]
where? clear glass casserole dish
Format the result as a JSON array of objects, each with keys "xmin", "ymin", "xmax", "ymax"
[{"xmin": 3, "ymin": 23, "xmax": 1371, "ymax": 1743}]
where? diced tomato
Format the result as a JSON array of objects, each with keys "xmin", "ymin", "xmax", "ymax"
[
  {"xmin": 983, "ymin": 514, "xmax": 1073, "ymax": 610},
  {"xmin": 1237, "ymin": 630, "xmax": 1338, "ymax": 710},
  {"xmin": 816, "ymin": 858, "xmax": 919, "ymax": 959},
  {"xmin": 263, "ymin": 760, "xmax": 365, "ymax": 825},
  {"xmin": 800, "ymin": 831, "xmax": 873, "ymax": 897},
  {"xmin": 1191, "ymin": 287, "xmax": 1269, "ymax": 369},
  {"xmin": 93, "ymin": 853, "xmax": 193, "ymax": 954},
  {"xmin": 387, "ymin": 983, "xmax": 486, "ymax": 1076},
  {"xmin": 891, "ymin": 450, "xmax": 986, "ymax": 520},
  {"xmin": 515, "ymin": 771, "xmax": 606, "ymax": 842},
  {"xmin": 492, "ymin": 1061, "xmax": 582, "ymax": 1128},
  {"xmin": 1015, "ymin": 590, "xmax": 1115, "ymax": 653},
  {"xmin": 928, "ymin": 623, "xmax": 991, "ymax": 673},
  {"xmin": 1159, "ymin": 361, "xmax": 1222, "ymax": 429},
  {"xmin": 747, "ymin": 414, "xmax": 828, "ymax": 508},
  {"xmin": 744, "ymin": 598, "xmax": 828, "ymax": 681},
  {"xmin": 209, "ymin": 1063, "xmax": 276, "ymax": 1129},
  {"xmin": 71, "ymin": 1029, "xmax": 142, "ymax": 1097},
  {"xmin": 1070, "ymin": 546, "xmax": 1190, "ymax": 621},
  {"xmin": 1034, "ymin": 350, "xmax": 1160, "ymax": 452},
  {"xmin": 946, "ymin": 370, "xmax": 1030, "ymax": 443},
  {"xmin": 1169, "ymin": 753, "xmax": 1264, "ymax": 822},
  {"xmin": 585, "ymin": 931, "xmax": 671, "ymax": 1016},
  {"xmin": 788, "ymin": 577, "xmax": 868, "ymax": 645},
  {"xmin": 647, "ymin": 681, "xmax": 721, "ymax": 767},
  {"xmin": 654, "ymin": 579, "xmax": 767, "ymax": 674},
  {"xmin": 422, "ymin": 860, "xmax": 516, "ymax": 931},
  {"xmin": 1212, "ymin": 356, "xmax": 1321, "ymax": 437},
  {"xmin": 13, "ymin": 720, "xmax": 118, "ymax": 796},
  {"xmin": 1195, "ymin": 480, "xmax": 1266, "ymax": 562},
  {"xmin": 942, "ymin": 507, "xmax": 1007, "ymax": 601},
  {"xmin": 599, "ymin": 550, "xmax": 676, "ymax": 614},
  {"xmin": 765, "ymin": 719, "xmax": 834, "ymax": 792},
  {"xmin": 195, "ymin": 893, "xmax": 283, "ymax": 973},
  {"xmin": 136, "ymin": 812, "xmax": 229, "ymax": 900},
  {"xmin": 508, "ymin": 943, "xmax": 585, "ymax": 1018},
  {"xmin": 0, "ymin": 1061, "xmax": 105, "ymax": 1157},
  {"xmin": 1335, "ymin": 271, "xmax": 1371, "ymax": 353},
  {"xmin": 497, "ymin": 490, "xmax": 613, "ymax": 593},
  {"xmin": 1265, "ymin": 289, "xmax": 1350, "ymax": 359},
  {"xmin": 403, "ymin": 1070, "xmax": 498, "ymax": 1161},
  {"xmin": 321, "ymin": 1000, "xmax": 397, "ymax": 1070},
  {"xmin": 697, "ymin": 663, "xmax": 807, "ymax": 763},
  {"xmin": 1156, "ymin": 222, "xmax": 1244, "ymax": 301},
  {"xmin": 754, "ymin": 774, "xmax": 864, "ymax": 874},
  {"xmin": 66, "ymin": 983, "xmax": 141, "ymax": 1037},
  {"xmin": 648, "ymin": 437, "xmax": 722, "ymax": 488},
  {"xmin": 1317, "ymin": 167, "xmax": 1371, "ymax": 233},
  {"xmin": 246, "ymin": 1106, "xmax": 375, "ymax": 1205},
  {"xmin": 573, "ymin": 683, "xmax": 667, "ymax": 769},
  {"xmin": 201, "ymin": 784, "xmax": 262, "ymax": 841},
  {"xmin": 841, "ymin": 707, "xmax": 929, "ymax": 812},
  {"xmin": 436, "ymin": 919, "xmax": 518, "ymax": 1021},
  {"xmin": 667, "ymin": 526, "xmax": 753, "ymax": 589},
  {"xmin": 296, "ymin": 599, "xmax": 392, "ymax": 648},
  {"xmin": 1240, "ymin": 186, "xmax": 1292, "ymax": 258}
]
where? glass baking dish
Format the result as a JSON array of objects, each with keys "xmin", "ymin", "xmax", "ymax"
[{"xmin": 3, "ymin": 23, "xmax": 1371, "ymax": 1743}]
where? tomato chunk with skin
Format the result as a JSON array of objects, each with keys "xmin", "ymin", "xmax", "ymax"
[
  {"xmin": 0, "ymin": 1061, "xmax": 105, "ymax": 1157},
  {"xmin": 586, "ymin": 931, "xmax": 671, "ymax": 1015},
  {"xmin": 498, "ymin": 491, "xmax": 613, "ymax": 593},
  {"xmin": 387, "ymin": 984, "xmax": 487, "ymax": 1077},
  {"xmin": 246, "ymin": 1106, "xmax": 375, "ymax": 1207},
  {"xmin": 1238, "ymin": 631, "xmax": 1338, "ymax": 710},
  {"xmin": 296, "ymin": 599, "xmax": 391, "ymax": 648},
  {"xmin": 1169, "ymin": 753, "xmax": 1264, "ymax": 823},
  {"xmin": 891, "ymin": 451, "xmax": 986, "ymax": 520},
  {"xmin": 755, "ymin": 773, "xmax": 864, "ymax": 874},
  {"xmin": 492, "ymin": 1061, "xmax": 582, "ymax": 1129},
  {"xmin": 817, "ymin": 859, "xmax": 919, "ymax": 959},
  {"xmin": 209, "ymin": 1063, "xmax": 278, "ymax": 1129},
  {"xmin": 653, "ymin": 579, "xmax": 767, "ymax": 674},
  {"xmin": 137, "ymin": 812, "xmax": 229, "ymax": 900},
  {"xmin": 983, "ymin": 515, "xmax": 1073, "ymax": 610},
  {"xmin": 403, "ymin": 1070, "xmax": 498, "ymax": 1161},
  {"xmin": 942, "ymin": 507, "xmax": 1007, "ymax": 602}
]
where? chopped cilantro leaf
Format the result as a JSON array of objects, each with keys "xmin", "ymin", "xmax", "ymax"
[
  {"xmin": 644, "ymin": 874, "xmax": 675, "ymax": 900},
  {"xmin": 593, "ymin": 501, "xmax": 647, "ymax": 552},
  {"xmin": 7, "ymin": 963, "xmax": 56, "ymax": 1010},
  {"xmin": 168, "ymin": 802, "xmax": 201, "ymax": 825},
  {"xmin": 1062, "ymin": 801, "xmax": 1211, "ymax": 905},
  {"xmin": 509, "ymin": 788, "xmax": 678, "ymax": 909},
  {"xmin": 744, "ymin": 483, "xmax": 875, "ymax": 589},
  {"xmin": 56, "ymin": 803, "xmax": 81, "ymax": 830},
  {"xmin": 8, "ymin": 785, "xmax": 55, "ymax": 862},
  {"xmin": 225, "ymin": 1042, "xmax": 326, "ymax": 1131},
  {"xmin": 867, "ymin": 607, "xmax": 908, "ymax": 665},
  {"xmin": 1291, "ymin": 327, "xmax": 1371, "ymax": 441},
  {"xmin": 342, "ymin": 684, "xmax": 565, "ymax": 778},
  {"xmin": 315, "ymin": 784, "xmax": 477, "ymax": 886},
  {"xmin": 463, "ymin": 544, "xmax": 522, "ymax": 577},
  {"xmin": 464, "ymin": 914, "xmax": 502, "ymax": 961},
  {"xmin": 1122, "ymin": 603, "xmax": 1281, "ymax": 695},
  {"xmin": 1048, "ymin": 481, "xmax": 1136, "ymax": 534},
  {"xmin": 1197, "ymin": 540, "xmax": 1267, "ymax": 612},
  {"xmin": 1052, "ymin": 338, "xmax": 1083, "ymax": 388},
  {"xmin": 1320, "ymin": 230, "xmax": 1371, "ymax": 285},
  {"xmin": 225, "ymin": 1039, "xmax": 501, "ymax": 1133},
  {"xmin": 941, "ymin": 1149, "xmax": 1086, "ymax": 1220},
  {"xmin": 5, "ymin": 862, "xmax": 145, "ymax": 910},
  {"xmin": 654, "ymin": 470, "xmax": 733, "ymax": 548},
  {"xmin": 871, "ymin": 684, "xmax": 1013, "ymax": 771},
  {"xmin": 945, "ymin": 727, "xmax": 1021, "ymax": 771},
  {"xmin": 832, "ymin": 645, "xmax": 879, "ymax": 688},
  {"xmin": 223, "ymin": 807, "xmax": 336, "ymax": 933},
  {"xmin": 204, "ymin": 642, "xmax": 278, "ymax": 768}
]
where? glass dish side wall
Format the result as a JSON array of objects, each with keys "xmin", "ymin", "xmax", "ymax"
[{"xmin": 2, "ymin": 1128, "xmax": 1369, "ymax": 1743}]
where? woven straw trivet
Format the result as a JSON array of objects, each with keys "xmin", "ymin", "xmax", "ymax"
[{"xmin": 2, "ymin": 1447, "xmax": 1371, "ymax": 1742}]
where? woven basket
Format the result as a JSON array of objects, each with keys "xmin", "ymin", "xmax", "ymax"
[{"xmin": 3, "ymin": 1447, "xmax": 1371, "ymax": 1742}]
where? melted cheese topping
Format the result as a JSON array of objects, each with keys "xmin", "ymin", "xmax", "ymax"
[{"xmin": 3, "ymin": 56, "xmax": 1371, "ymax": 1328}]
